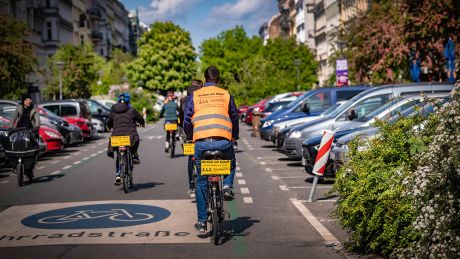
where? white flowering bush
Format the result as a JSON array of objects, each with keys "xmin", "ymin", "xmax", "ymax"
[{"xmin": 397, "ymin": 83, "xmax": 460, "ymax": 258}]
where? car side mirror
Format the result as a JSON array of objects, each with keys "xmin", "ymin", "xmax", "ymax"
[
  {"xmin": 347, "ymin": 109, "xmax": 357, "ymax": 121},
  {"xmin": 301, "ymin": 103, "xmax": 310, "ymax": 114},
  {"xmin": 97, "ymin": 108, "xmax": 102, "ymax": 114}
]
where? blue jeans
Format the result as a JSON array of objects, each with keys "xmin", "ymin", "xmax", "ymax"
[{"xmin": 194, "ymin": 139, "xmax": 235, "ymax": 222}]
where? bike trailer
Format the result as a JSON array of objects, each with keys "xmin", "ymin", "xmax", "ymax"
[{"xmin": 4, "ymin": 128, "xmax": 39, "ymax": 170}]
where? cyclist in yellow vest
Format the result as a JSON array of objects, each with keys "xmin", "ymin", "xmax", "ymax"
[{"xmin": 183, "ymin": 66, "xmax": 239, "ymax": 233}]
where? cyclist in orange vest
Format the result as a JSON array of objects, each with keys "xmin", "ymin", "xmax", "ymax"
[{"xmin": 183, "ymin": 66, "xmax": 239, "ymax": 233}]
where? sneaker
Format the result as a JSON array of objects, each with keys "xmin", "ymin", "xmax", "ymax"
[
  {"xmin": 114, "ymin": 176, "xmax": 121, "ymax": 185},
  {"xmin": 223, "ymin": 186, "xmax": 234, "ymax": 200},
  {"xmin": 132, "ymin": 155, "xmax": 140, "ymax": 164},
  {"xmin": 194, "ymin": 221, "xmax": 207, "ymax": 233},
  {"xmin": 188, "ymin": 188, "xmax": 195, "ymax": 197},
  {"xmin": 165, "ymin": 141, "xmax": 169, "ymax": 153}
]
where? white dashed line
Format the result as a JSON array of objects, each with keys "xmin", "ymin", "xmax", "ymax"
[
  {"xmin": 82, "ymin": 148, "xmax": 89, "ymax": 152},
  {"xmin": 148, "ymin": 136, "xmax": 154, "ymax": 140},
  {"xmin": 51, "ymin": 160, "xmax": 59, "ymax": 164},
  {"xmin": 91, "ymin": 145, "xmax": 97, "ymax": 149},
  {"xmin": 236, "ymin": 166, "xmax": 241, "ymax": 171},
  {"xmin": 97, "ymin": 151, "xmax": 103, "ymax": 154},
  {"xmin": 265, "ymin": 168, "xmax": 272, "ymax": 172},
  {"xmin": 279, "ymin": 185, "xmax": 289, "ymax": 191},
  {"xmin": 237, "ymin": 179, "xmax": 246, "ymax": 185},
  {"xmin": 62, "ymin": 165, "xmax": 72, "ymax": 170},
  {"xmin": 156, "ymin": 136, "xmax": 162, "ymax": 139},
  {"xmin": 249, "ymin": 148, "xmax": 254, "ymax": 150},
  {"xmin": 36, "ymin": 166, "xmax": 45, "ymax": 170},
  {"xmin": 240, "ymin": 188, "xmax": 250, "ymax": 194},
  {"xmin": 50, "ymin": 170, "xmax": 61, "ymax": 175},
  {"xmin": 73, "ymin": 161, "xmax": 81, "ymax": 165},
  {"xmin": 290, "ymin": 198, "xmax": 340, "ymax": 246},
  {"xmin": 257, "ymin": 156, "xmax": 282, "ymax": 160},
  {"xmin": 62, "ymin": 156, "xmax": 71, "ymax": 159},
  {"xmin": 288, "ymin": 186, "xmax": 332, "ymax": 189},
  {"xmin": 91, "ymin": 154, "xmax": 97, "ymax": 157},
  {"xmin": 0, "ymin": 180, "xmax": 9, "ymax": 184},
  {"xmin": 259, "ymin": 161, "xmax": 266, "ymax": 165},
  {"xmin": 271, "ymin": 176, "xmax": 280, "ymax": 180},
  {"xmin": 82, "ymin": 157, "xmax": 89, "ymax": 161},
  {"xmin": 74, "ymin": 152, "xmax": 81, "ymax": 155},
  {"xmin": 236, "ymin": 162, "xmax": 239, "ymax": 165},
  {"xmin": 243, "ymin": 197, "xmax": 254, "ymax": 203},
  {"xmin": 236, "ymin": 172, "xmax": 243, "ymax": 178}
]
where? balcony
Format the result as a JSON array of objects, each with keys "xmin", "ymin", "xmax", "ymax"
[
  {"xmin": 90, "ymin": 30, "xmax": 103, "ymax": 43},
  {"xmin": 88, "ymin": 7, "xmax": 102, "ymax": 20}
]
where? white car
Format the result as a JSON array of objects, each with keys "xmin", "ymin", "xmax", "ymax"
[
  {"xmin": 91, "ymin": 118, "xmax": 104, "ymax": 133},
  {"xmin": 97, "ymin": 100, "xmax": 116, "ymax": 109}
]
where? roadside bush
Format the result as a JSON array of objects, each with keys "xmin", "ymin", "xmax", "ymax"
[
  {"xmin": 332, "ymin": 114, "xmax": 429, "ymax": 255},
  {"xmin": 397, "ymin": 84, "xmax": 460, "ymax": 258}
]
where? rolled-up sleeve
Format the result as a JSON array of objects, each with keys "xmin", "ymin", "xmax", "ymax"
[
  {"xmin": 228, "ymin": 96, "xmax": 239, "ymax": 139},
  {"xmin": 184, "ymin": 95, "xmax": 194, "ymax": 140}
]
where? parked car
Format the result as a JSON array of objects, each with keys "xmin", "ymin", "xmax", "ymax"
[
  {"xmin": 91, "ymin": 117, "xmax": 105, "ymax": 132},
  {"xmin": 81, "ymin": 99, "xmax": 110, "ymax": 131},
  {"xmin": 96, "ymin": 99, "xmax": 116, "ymax": 109},
  {"xmin": 37, "ymin": 107, "xmax": 82, "ymax": 146},
  {"xmin": 39, "ymin": 100, "xmax": 95, "ymax": 139},
  {"xmin": 39, "ymin": 125, "xmax": 64, "ymax": 152},
  {"xmin": 282, "ymin": 83, "xmax": 454, "ymax": 159},
  {"xmin": 261, "ymin": 99, "xmax": 293, "ymax": 118},
  {"xmin": 244, "ymin": 97, "xmax": 271, "ymax": 125},
  {"xmin": 0, "ymin": 99, "xmax": 19, "ymax": 123},
  {"xmin": 0, "ymin": 129, "xmax": 7, "ymax": 167},
  {"xmin": 259, "ymin": 86, "xmax": 370, "ymax": 141},
  {"xmin": 238, "ymin": 105, "xmax": 249, "ymax": 121}
]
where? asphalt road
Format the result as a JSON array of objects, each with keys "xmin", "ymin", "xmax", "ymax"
[{"xmin": 0, "ymin": 122, "xmax": 356, "ymax": 259}]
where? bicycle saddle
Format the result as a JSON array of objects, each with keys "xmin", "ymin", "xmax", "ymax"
[{"xmin": 203, "ymin": 150, "xmax": 224, "ymax": 159}]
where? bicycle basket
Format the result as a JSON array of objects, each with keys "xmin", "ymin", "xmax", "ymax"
[{"xmin": 7, "ymin": 128, "xmax": 38, "ymax": 152}]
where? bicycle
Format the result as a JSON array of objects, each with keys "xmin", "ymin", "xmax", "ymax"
[
  {"xmin": 201, "ymin": 150, "xmax": 231, "ymax": 245},
  {"xmin": 182, "ymin": 141, "xmax": 197, "ymax": 197},
  {"xmin": 165, "ymin": 122, "xmax": 177, "ymax": 158},
  {"xmin": 111, "ymin": 135, "xmax": 134, "ymax": 193}
]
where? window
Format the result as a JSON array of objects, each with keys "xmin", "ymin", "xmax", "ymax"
[
  {"xmin": 80, "ymin": 35, "xmax": 84, "ymax": 45},
  {"xmin": 47, "ymin": 22, "xmax": 52, "ymax": 40},
  {"xmin": 46, "ymin": 0, "xmax": 51, "ymax": 7},
  {"xmin": 43, "ymin": 105, "xmax": 60, "ymax": 116},
  {"xmin": 294, "ymin": 92, "xmax": 331, "ymax": 113},
  {"xmin": 337, "ymin": 90, "xmax": 365, "ymax": 101},
  {"xmin": 60, "ymin": 105, "xmax": 78, "ymax": 116},
  {"xmin": 338, "ymin": 94, "xmax": 390, "ymax": 121},
  {"xmin": 100, "ymin": 49, "xmax": 103, "ymax": 55}
]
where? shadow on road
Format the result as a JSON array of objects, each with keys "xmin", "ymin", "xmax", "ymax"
[
  {"xmin": 132, "ymin": 182, "xmax": 164, "ymax": 191},
  {"xmin": 286, "ymin": 162, "xmax": 303, "ymax": 167},
  {"xmin": 30, "ymin": 174, "xmax": 65, "ymax": 184},
  {"xmin": 277, "ymin": 157, "xmax": 300, "ymax": 161},
  {"xmin": 218, "ymin": 216, "xmax": 260, "ymax": 245},
  {"xmin": 305, "ymin": 176, "xmax": 335, "ymax": 184},
  {"xmin": 261, "ymin": 145, "xmax": 275, "ymax": 148}
]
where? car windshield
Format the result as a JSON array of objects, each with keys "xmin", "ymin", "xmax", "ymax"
[
  {"xmin": 41, "ymin": 107, "xmax": 61, "ymax": 119},
  {"xmin": 321, "ymin": 102, "xmax": 342, "ymax": 117},
  {"xmin": 286, "ymin": 93, "xmax": 307, "ymax": 109},
  {"xmin": 265, "ymin": 101, "xmax": 290, "ymax": 112},
  {"xmin": 356, "ymin": 98, "xmax": 404, "ymax": 121},
  {"xmin": 388, "ymin": 97, "xmax": 450, "ymax": 123}
]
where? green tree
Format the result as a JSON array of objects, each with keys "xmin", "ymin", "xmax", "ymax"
[
  {"xmin": 126, "ymin": 22, "xmax": 196, "ymax": 91},
  {"xmin": 46, "ymin": 44, "xmax": 105, "ymax": 99},
  {"xmin": 93, "ymin": 48, "xmax": 134, "ymax": 95},
  {"xmin": 0, "ymin": 12, "xmax": 36, "ymax": 98}
]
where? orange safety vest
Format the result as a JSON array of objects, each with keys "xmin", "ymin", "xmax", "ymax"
[{"xmin": 192, "ymin": 86, "xmax": 232, "ymax": 141}]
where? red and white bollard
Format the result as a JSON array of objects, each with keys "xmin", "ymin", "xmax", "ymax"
[{"xmin": 308, "ymin": 129, "xmax": 335, "ymax": 202}]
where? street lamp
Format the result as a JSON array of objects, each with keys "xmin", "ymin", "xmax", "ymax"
[
  {"xmin": 294, "ymin": 59, "xmax": 301, "ymax": 91},
  {"xmin": 97, "ymin": 70, "xmax": 103, "ymax": 85},
  {"xmin": 55, "ymin": 61, "xmax": 64, "ymax": 100}
]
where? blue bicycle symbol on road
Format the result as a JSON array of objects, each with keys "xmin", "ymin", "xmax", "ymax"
[{"xmin": 22, "ymin": 204, "xmax": 171, "ymax": 229}]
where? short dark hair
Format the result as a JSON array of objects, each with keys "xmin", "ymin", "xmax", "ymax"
[
  {"xmin": 204, "ymin": 66, "xmax": 220, "ymax": 83},
  {"xmin": 187, "ymin": 79, "xmax": 203, "ymax": 95},
  {"xmin": 191, "ymin": 79, "xmax": 203, "ymax": 88}
]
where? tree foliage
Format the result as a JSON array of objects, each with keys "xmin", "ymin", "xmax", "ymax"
[
  {"xmin": 199, "ymin": 26, "xmax": 317, "ymax": 105},
  {"xmin": 0, "ymin": 12, "xmax": 36, "ymax": 98},
  {"xmin": 45, "ymin": 44, "xmax": 104, "ymax": 99},
  {"xmin": 338, "ymin": 0, "xmax": 460, "ymax": 84},
  {"xmin": 93, "ymin": 48, "xmax": 134, "ymax": 95},
  {"xmin": 126, "ymin": 22, "xmax": 197, "ymax": 92}
]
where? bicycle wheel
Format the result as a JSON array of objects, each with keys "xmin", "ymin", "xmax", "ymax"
[
  {"xmin": 121, "ymin": 154, "xmax": 130, "ymax": 193},
  {"xmin": 128, "ymin": 152, "xmax": 133, "ymax": 190},
  {"xmin": 16, "ymin": 163, "xmax": 24, "ymax": 186},
  {"xmin": 170, "ymin": 140, "xmax": 175, "ymax": 158},
  {"xmin": 211, "ymin": 189, "xmax": 219, "ymax": 245}
]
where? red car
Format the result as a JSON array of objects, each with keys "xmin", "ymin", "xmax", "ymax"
[
  {"xmin": 238, "ymin": 105, "xmax": 249, "ymax": 121},
  {"xmin": 0, "ymin": 116, "xmax": 10, "ymax": 129},
  {"xmin": 39, "ymin": 125, "xmax": 64, "ymax": 152},
  {"xmin": 244, "ymin": 97, "xmax": 271, "ymax": 125},
  {"xmin": 64, "ymin": 117, "xmax": 92, "ymax": 138}
]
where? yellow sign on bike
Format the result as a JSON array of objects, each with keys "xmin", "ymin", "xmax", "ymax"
[
  {"xmin": 110, "ymin": 136, "xmax": 131, "ymax": 147},
  {"xmin": 201, "ymin": 160, "xmax": 231, "ymax": 175},
  {"xmin": 165, "ymin": 123, "xmax": 178, "ymax": 131},
  {"xmin": 182, "ymin": 143, "xmax": 195, "ymax": 155}
]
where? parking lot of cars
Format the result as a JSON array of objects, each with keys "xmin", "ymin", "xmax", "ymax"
[{"xmin": 239, "ymin": 83, "xmax": 455, "ymax": 181}]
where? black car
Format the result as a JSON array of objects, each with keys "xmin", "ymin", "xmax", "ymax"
[
  {"xmin": 38, "ymin": 107, "xmax": 82, "ymax": 146},
  {"xmin": 82, "ymin": 99, "xmax": 111, "ymax": 132}
]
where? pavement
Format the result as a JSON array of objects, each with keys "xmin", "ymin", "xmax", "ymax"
[{"xmin": 0, "ymin": 122, "xmax": 360, "ymax": 259}]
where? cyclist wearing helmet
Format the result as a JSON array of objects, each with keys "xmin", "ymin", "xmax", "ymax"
[
  {"xmin": 107, "ymin": 92, "xmax": 145, "ymax": 185},
  {"xmin": 160, "ymin": 90, "xmax": 180, "ymax": 152}
]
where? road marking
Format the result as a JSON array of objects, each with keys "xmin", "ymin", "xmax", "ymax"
[
  {"xmin": 50, "ymin": 171, "xmax": 61, "ymax": 175},
  {"xmin": 0, "ymin": 180, "xmax": 9, "ymax": 184},
  {"xmin": 246, "ymin": 145, "xmax": 252, "ymax": 148},
  {"xmin": 82, "ymin": 157, "xmax": 89, "ymax": 161},
  {"xmin": 63, "ymin": 156, "xmax": 71, "ymax": 159},
  {"xmin": 236, "ymin": 166, "xmax": 241, "ymax": 171},
  {"xmin": 298, "ymin": 199, "xmax": 338, "ymax": 203},
  {"xmin": 73, "ymin": 161, "xmax": 81, "ymax": 165},
  {"xmin": 236, "ymin": 173, "xmax": 243, "ymax": 178},
  {"xmin": 243, "ymin": 197, "xmax": 253, "ymax": 204},
  {"xmin": 265, "ymin": 168, "xmax": 272, "ymax": 172},
  {"xmin": 257, "ymin": 156, "xmax": 282, "ymax": 160},
  {"xmin": 142, "ymin": 124, "xmax": 157, "ymax": 132},
  {"xmin": 98, "ymin": 142, "xmax": 104, "ymax": 145},
  {"xmin": 97, "ymin": 151, "xmax": 103, "ymax": 154},
  {"xmin": 290, "ymin": 198, "xmax": 340, "ymax": 246},
  {"xmin": 288, "ymin": 186, "xmax": 332, "ymax": 189},
  {"xmin": 249, "ymin": 147, "xmax": 254, "ymax": 150},
  {"xmin": 259, "ymin": 161, "xmax": 266, "ymax": 165},
  {"xmin": 36, "ymin": 166, "xmax": 45, "ymax": 170},
  {"xmin": 269, "ymin": 168, "xmax": 296, "ymax": 171},
  {"xmin": 156, "ymin": 136, "xmax": 162, "ymax": 139},
  {"xmin": 50, "ymin": 160, "xmax": 59, "ymax": 164},
  {"xmin": 271, "ymin": 176, "xmax": 280, "ymax": 180},
  {"xmin": 82, "ymin": 148, "xmax": 89, "ymax": 152},
  {"xmin": 74, "ymin": 152, "xmax": 81, "ymax": 155},
  {"xmin": 237, "ymin": 179, "xmax": 246, "ymax": 185},
  {"xmin": 236, "ymin": 162, "xmax": 239, "ymax": 165},
  {"xmin": 91, "ymin": 145, "xmax": 97, "ymax": 149},
  {"xmin": 148, "ymin": 136, "xmax": 154, "ymax": 140},
  {"xmin": 62, "ymin": 165, "xmax": 72, "ymax": 170},
  {"xmin": 279, "ymin": 185, "xmax": 289, "ymax": 191},
  {"xmin": 91, "ymin": 154, "xmax": 97, "ymax": 157},
  {"xmin": 260, "ymin": 161, "xmax": 286, "ymax": 165},
  {"xmin": 240, "ymin": 188, "xmax": 250, "ymax": 194},
  {"xmin": 278, "ymin": 176, "xmax": 307, "ymax": 179}
]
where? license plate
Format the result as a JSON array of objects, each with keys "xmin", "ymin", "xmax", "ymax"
[
  {"xmin": 110, "ymin": 136, "xmax": 131, "ymax": 147},
  {"xmin": 201, "ymin": 160, "xmax": 231, "ymax": 175},
  {"xmin": 164, "ymin": 123, "xmax": 177, "ymax": 131},
  {"xmin": 182, "ymin": 143, "xmax": 195, "ymax": 155},
  {"xmin": 302, "ymin": 157, "xmax": 306, "ymax": 166}
]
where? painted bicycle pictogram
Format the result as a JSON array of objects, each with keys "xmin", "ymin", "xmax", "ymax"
[
  {"xmin": 37, "ymin": 209, "xmax": 154, "ymax": 224},
  {"xmin": 22, "ymin": 203, "xmax": 171, "ymax": 229}
]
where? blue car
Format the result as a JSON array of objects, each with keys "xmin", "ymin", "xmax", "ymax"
[{"xmin": 259, "ymin": 86, "xmax": 369, "ymax": 141}]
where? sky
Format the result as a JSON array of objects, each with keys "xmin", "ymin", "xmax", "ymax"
[{"xmin": 121, "ymin": 0, "xmax": 278, "ymax": 52}]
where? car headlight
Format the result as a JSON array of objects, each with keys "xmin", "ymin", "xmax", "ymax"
[
  {"xmin": 263, "ymin": 120, "xmax": 274, "ymax": 128},
  {"xmin": 313, "ymin": 144, "xmax": 320, "ymax": 151},
  {"xmin": 290, "ymin": 131, "xmax": 303, "ymax": 139},
  {"xmin": 44, "ymin": 130, "xmax": 60, "ymax": 138}
]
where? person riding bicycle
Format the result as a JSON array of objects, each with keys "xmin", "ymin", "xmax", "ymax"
[
  {"xmin": 107, "ymin": 92, "xmax": 145, "ymax": 185},
  {"xmin": 184, "ymin": 66, "xmax": 239, "ymax": 233},
  {"xmin": 179, "ymin": 79, "xmax": 203, "ymax": 196},
  {"xmin": 160, "ymin": 91, "xmax": 180, "ymax": 152}
]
